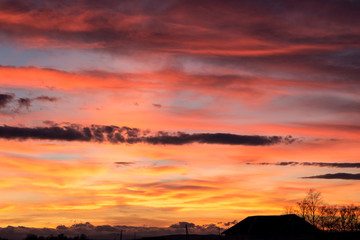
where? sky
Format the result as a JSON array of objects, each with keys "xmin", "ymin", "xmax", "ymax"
[{"xmin": 0, "ymin": 0, "xmax": 360, "ymax": 234}]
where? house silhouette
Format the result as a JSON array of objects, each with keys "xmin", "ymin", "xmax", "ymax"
[{"xmin": 222, "ymin": 214, "xmax": 319, "ymax": 240}]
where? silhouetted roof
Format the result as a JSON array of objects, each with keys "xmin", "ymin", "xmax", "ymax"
[{"xmin": 222, "ymin": 214, "xmax": 319, "ymax": 236}]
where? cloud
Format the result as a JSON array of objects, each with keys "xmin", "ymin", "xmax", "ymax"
[
  {"xmin": 217, "ymin": 220, "xmax": 238, "ymax": 227},
  {"xmin": 145, "ymin": 133, "xmax": 295, "ymax": 146},
  {"xmin": 1, "ymin": 0, "xmax": 359, "ymax": 58},
  {"xmin": 152, "ymin": 103, "xmax": 162, "ymax": 108},
  {"xmin": 169, "ymin": 222, "xmax": 195, "ymax": 229},
  {"xmin": 1, "ymin": 66, "xmax": 358, "ymax": 111},
  {"xmin": 34, "ymin": 96, "xmax": 58, "ymax": 102},
  {"xmin": 302, "ymin": 173, "xmax": 360, "ymax": 180},
  {"xmin": 0, "ymin": 1, "xmax": 359, "ymax": 100},
  {"xmin": 0, "ymin": 123, "xmax": 296, "ymax": 146},
  {"xmin": 135, "ymin": 181, "xmax": 215, "ymax": 191},
  {"xmin": 302, "ymin": 162, "xmax": 360, "ymax": 168},
  {"xmin": 247, "ymin": 161, "xmax": 360, "ymax": 168},
  {"xmin": 0, "ymin": 93, "xmax": 14, "ymax": 108},
  {"xmin": 18, "ymin": 96, "xmax": 58, "ymax": 109},
  {"xmin": 0, "ymin": 222, "xmax": 223, "ymax": 240},
  {"xmin": 0, "ymin": 125, "xmax": 92, "ymax": 141},
  {"xmin": 0, "ymin": 92, "xmax": 58, "ymax": 113},
  {"xmin": 114, "ymin": 162, "xmax": 135, "ymax": 166},
  {"xmin": 223, "ymin": 220, "xmax": 238, "ymax": 227},
  {"xmin": 274, "ymin": 95, "xmax": 360, "ymax": 115},
  {"xmin": 293, "ymin": 123, "xmax": 360, "ymax": 133},
  {"xmin": 18, "ymin": 98, "xmax": 31, "ymax": 110}
]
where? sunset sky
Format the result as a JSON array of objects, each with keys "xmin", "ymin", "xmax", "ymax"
[{"xmin": 0, "ymin": 0, "xmax": 360, "ymax": 231}]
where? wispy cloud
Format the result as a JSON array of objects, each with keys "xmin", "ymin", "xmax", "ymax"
[{"xmin": 0, "ymin": 92, "xmax": 58, "ymax": 112}]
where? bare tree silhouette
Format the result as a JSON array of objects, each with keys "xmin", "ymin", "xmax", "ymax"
[{"xmin": 287, "ymin": 189, "xmax": 360, "ymax": 232}]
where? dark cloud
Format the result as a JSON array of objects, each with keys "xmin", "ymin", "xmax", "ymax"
[
  {"xmin": 145, "ymin": 132, "xmax": 294, "ymax": 146},
  {"xmin": 34, "ymin": 96, "xmax": 58, "ymax": 102},
  {"xmin": 56, "ymin": 225, "xmax": 68, "ymax": 231},
  {"xmin": 94, "ymin": 225, "xmax": 117, "ymax": 232},
  {"xmin": 114, "ymin": 161, "xmax": 135, "ymax": 166},
  {"xmin": 43, "ymin": 120, "xmax": 60, "ymax": 127},
  {"xmin": 70, "ymin": 222, "xmax": 95, "ymax": 231},
  {"xmin": 302, "ymin": 173, "xmax": 360, "ymax": 180},
  {"xmin": 169, "ymin": 222, "xmax": 195, "ymax": 229},
  {"xmin": 1, "ymin": 0, "xmax": 359, "ymax": 97},
  {"xmin": 0, "ymin": 125, "xmax": 92, "ymax": 141},
  {"xmin": 247, "ymin": 161, "xmax": 360, "ymax": 168},
  {"xmin": 199, "ymin": 48, "xmax": 360, "ymax": 87},
  {"xmin": 0, "ymin": 92, "xmax": 57, "ymax": 112},
  {"xmin": 0, "ymin": 93, "xmax": 14, "ymax": 108},
  {"xmin": 19, "ymin": 95, "xmax": 58, "ymax": 109},
  {"xmin": 1, "ymin": 0, "xmax": 359, "ymax": 55},
  {"xmin": 18, "ymin": 98, "xmax": 31, "ymax": 110},
  {"xmin": 302, "ymin": 162, "xmax": 360, "ymax": 168},
  {"xmin": 152, "ymin": 103, "xmax": 162, "ymax": 108},
  {"xmin": 0, "ymin": 123, "xmax": 296, "ymax": 146},
  {"xmin": 224, "ymin": 220, "xmax": 238, "ymax": 227},
  {"xmin": 0, "ymin": 221, "xmax": 223, "ymax": 240},
  {"xmin": 217, "ymin": 220, "xmax": 238, "ymax": 227}
]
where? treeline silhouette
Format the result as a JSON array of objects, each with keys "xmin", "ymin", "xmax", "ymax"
[
  {"xmin": 23, "ymin": 234, "xmax": 89, "ymax": 240},
  {"xmin": 284, "ymin": 189, "xmax": 360, "ymax": 232}
]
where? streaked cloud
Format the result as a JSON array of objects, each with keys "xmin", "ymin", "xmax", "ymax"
[
  {"xmin": 303, "ymin": 173, "xmax": 360, "ymax": 180},
  {"xmin": 0, "ymin": 124, "xmax": 295, "ymax": 146},
  {"xmin": 247, "ymin": 161, "xmax": 360, "ymax": 168},
  {"xmin": 1, "ymin": 0, "xmax": 359, "ymax": 56},
  {"xmin": 114, "ymin": 161, "xmax": 135, "ymax": 166}
]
